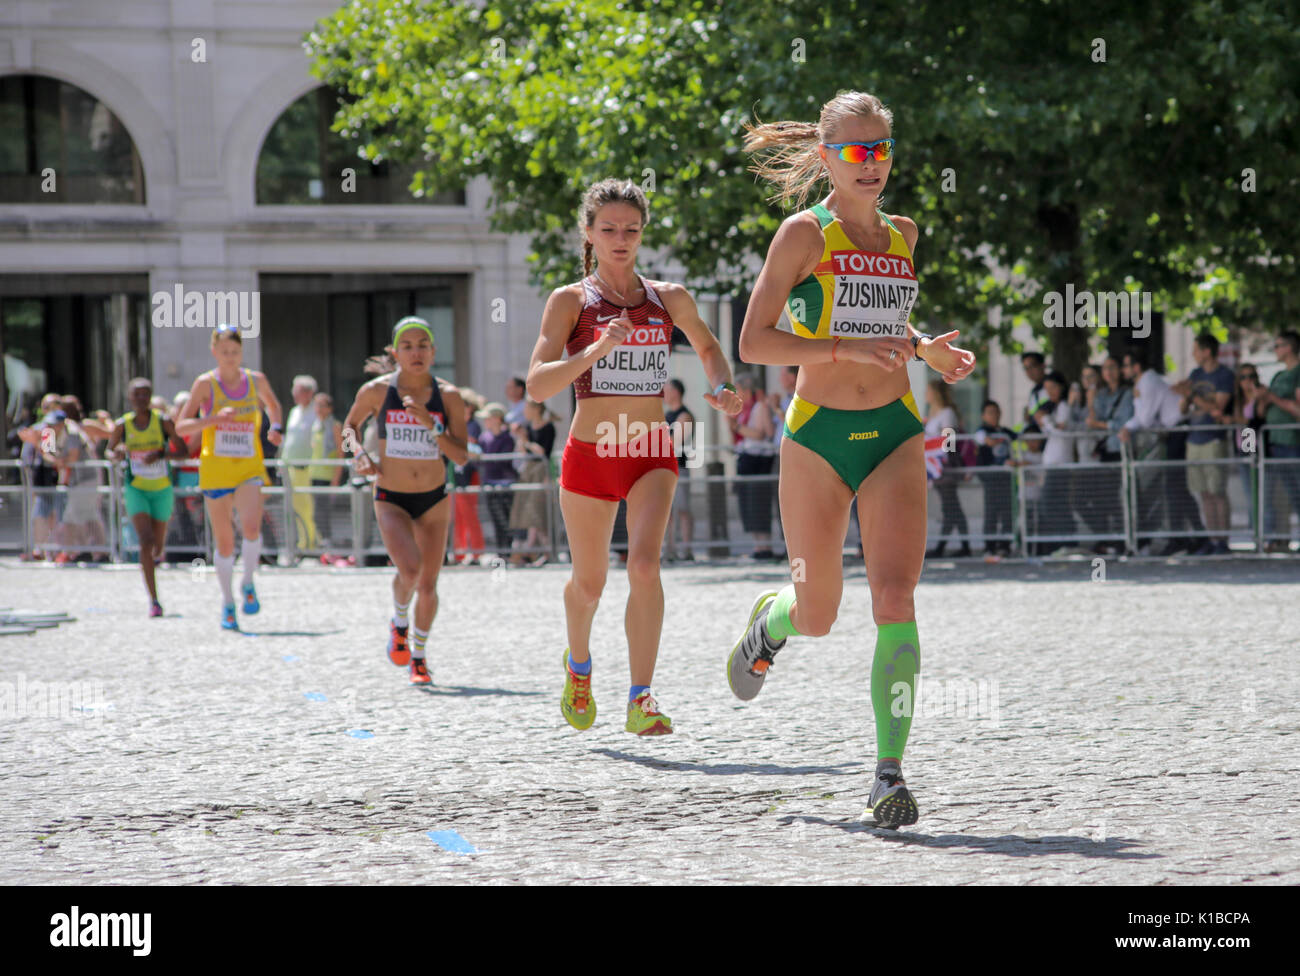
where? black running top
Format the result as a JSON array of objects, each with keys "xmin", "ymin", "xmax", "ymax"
[{"xmin": 375, "ymin": 376, "xmax": 447, "ymax": 462}]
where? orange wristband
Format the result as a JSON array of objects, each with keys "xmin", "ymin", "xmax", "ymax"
[{"xmin": 832, "ymin": 337, "xmax": 841, "ymax": 363}]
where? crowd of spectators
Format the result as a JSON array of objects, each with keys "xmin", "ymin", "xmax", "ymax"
[
  {"xmin": 7, "ymin": 331, "xmax": 1298, "ymax": 562},
  {"xmin": 921, "ymin": 333, "xmax": 1300, "ymax": 556}
]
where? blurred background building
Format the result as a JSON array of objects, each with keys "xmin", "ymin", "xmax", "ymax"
[
  {"xmin": 0, "ymin": 0, "xmax": 565, "ymax": 444},
  {"xmin": 0, "ymin": 0, "xmax": 1253, "ymax": 450}
]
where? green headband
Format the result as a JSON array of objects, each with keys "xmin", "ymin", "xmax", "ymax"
[{"xmin": 392, "ymin": 316, "xmax": 435, "ymax": 344}]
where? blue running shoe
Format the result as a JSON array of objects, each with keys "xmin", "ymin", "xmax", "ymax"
[
  {"xmin": 241, "ymin": 582, "xmax": 260, "ymax": 615},
  {"xmin": 221, "ymin": 604, "xmax": 239, "ymax": 631}
]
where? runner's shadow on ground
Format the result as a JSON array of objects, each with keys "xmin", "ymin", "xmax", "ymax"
[
  {"xmin": 415, "ymin": 685, "xmax": 544, "ymax": 698},
  {"xmin": 780, "ymin": 814, "xmax": 1157, "ymax": 859},
  {"xmin": 238, "ymin": 629, "xmax": 345, "ymax": 638},
  {"xmin": 595, "ymin": 748, "xmax": 863, "ymax": 777}
]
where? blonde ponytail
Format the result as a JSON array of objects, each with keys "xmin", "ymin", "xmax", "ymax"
[
  {"xmin": 742, "ymin": 120, "xmax": 825, "ymax": 209},
  {"xmin": 743, "ymin": 91, "xmax": 895, "ymax": 210}
]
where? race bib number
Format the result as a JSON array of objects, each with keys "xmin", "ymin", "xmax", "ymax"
[
  {"xmin": 827, "ymin": 250, "xmax": 918, "ymax": 338},
  {"xmin": 591, "ymin": 318, "xmax": 670, "ymax": 395},
  {"xmin": 129, "ymin": 450, "xmax": 166, "ymax": 480},
  {"xmin": 384, "ymin": 409, "xmax": 442, "ymax": 461},
  {"xmin": 214, "ymin": 420, "xmax": 256, "ymax": 458}
]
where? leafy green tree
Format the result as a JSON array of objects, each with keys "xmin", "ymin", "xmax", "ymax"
[{"xmin": 306, "ymin": 0, "xmax": 1298, "ymax": 378}]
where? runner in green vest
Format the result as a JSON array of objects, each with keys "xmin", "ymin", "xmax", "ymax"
[{"xmin": 107, "ymin": 378, "xmax": 189, "ymax": 617}]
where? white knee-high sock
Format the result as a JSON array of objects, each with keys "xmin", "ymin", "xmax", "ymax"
[
  {"xmin": 215, "ymin": 551, "xmax": 236, "ymax": 605},
  {"xmin": 240, "ymin": 535, "xmax": 262, "ymax": 585}
]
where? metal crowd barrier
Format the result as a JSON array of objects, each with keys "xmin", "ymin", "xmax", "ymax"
[
  {"xmin": 927, "ymin": 424, "xmax": 1299, "ymax": 557},
  {"xmin": 280, "ymin": 451, "xmax": 559, "ymax": 566},
  {"xmin": 2, "ymin": 425, "xmax": 1296, "ymax": 562}
]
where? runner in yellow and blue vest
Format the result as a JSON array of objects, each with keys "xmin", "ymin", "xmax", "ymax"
[
  {"xmin": 723, "ymin": 92, "xmax": 976, "ymax": 829},
  {"xmin": 107, "ymin": 377, "xmax": 189, "ymax": 617},
  {"xmin": 175, "ymin": 324, "xmax": 285, "ymax": 631}
]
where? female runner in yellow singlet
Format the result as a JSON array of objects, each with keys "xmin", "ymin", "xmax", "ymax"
[
  {"xmin": 725, "ymin": 92, "xmax": 976, "ymax": 828},
  {"xmin": 176, "ymin": 324, "xmax": 285, "ymax": 631}
]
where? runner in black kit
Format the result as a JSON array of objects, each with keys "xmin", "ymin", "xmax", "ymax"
[{"xmin": 341, "ymin": 317, "xmax": 468, "ymax": 685}]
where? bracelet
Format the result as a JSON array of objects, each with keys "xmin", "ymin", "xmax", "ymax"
[
  {"xmin": 832, "ymin": 337, "xmax": 841, "ymax": 363},
  {"xmin": 712, "ymin": 381, "xmax": 736, "ymax": 397}
]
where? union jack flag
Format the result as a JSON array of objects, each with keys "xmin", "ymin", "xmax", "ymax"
[{"xmin": 924, "ymin": 435, "xmax": 947, "ymax": 481}]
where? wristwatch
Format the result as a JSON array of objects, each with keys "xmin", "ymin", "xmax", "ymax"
[
  {"xmin": 911, "ymin": 332, "xmax": 933, "ymax": 355},
  {"xmin": 713, "ymin": 381, "xmax": 737, "ymax": 397}
]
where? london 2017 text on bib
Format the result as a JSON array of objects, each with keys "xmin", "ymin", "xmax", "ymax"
[
  {"xmin": 590, "ymin": 318, "xmax": 670, "ymax": 395},
  {"xmin": 384, "ymin": 409, "xmax": 443, "ymax": 460},
  {"xmin": 827, "ymin": 249, "xmax": 917, "ymax": 338}
]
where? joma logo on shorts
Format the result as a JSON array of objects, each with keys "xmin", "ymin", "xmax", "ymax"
[{"xmin": 848, "ymin": 430, "xmax": 879, "ymax": 441}]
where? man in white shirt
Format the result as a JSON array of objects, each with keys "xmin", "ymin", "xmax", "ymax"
[
  {"xmin": 1119, "ymin": 351, "xmax": 1200, "ymax": 554},
  {"xmin": 1120, "ymin": 359, "xmax": 1183, "ymax": 436},
  {"xmin": 283, "ymin": 374, "xmax": 320, "ymax": 550}
]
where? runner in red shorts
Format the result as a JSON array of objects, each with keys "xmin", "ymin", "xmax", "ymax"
[{"xmin": 526, "ymin": 178, "xmax": 743, "ymax": 735}]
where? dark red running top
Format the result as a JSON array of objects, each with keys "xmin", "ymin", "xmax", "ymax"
[{"xmin": 566, "ymin": 275, "xmax": 675, "ymax": 399}]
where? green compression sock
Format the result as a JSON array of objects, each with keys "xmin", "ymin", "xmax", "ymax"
[
  {"xmin": 764, "ymin": 585, "xmax": 801, "ymax": 642},
  {"xmin": 871, "ymin": 620, "xmax": 920, "ymax": 761}
]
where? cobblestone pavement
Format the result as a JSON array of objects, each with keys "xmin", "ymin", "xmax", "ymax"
[{"xmin": 1, "ymin": 555, "xmax": 1297, "ymax": 885}]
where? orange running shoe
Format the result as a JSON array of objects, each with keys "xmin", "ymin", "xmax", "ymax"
[
  {"xmin": 387, "ymin": 621, "xmax": 410, "ymax": 666},
  {"xmin": 409, "ymin": 657, "xmax": 432, "ymax": 685}
]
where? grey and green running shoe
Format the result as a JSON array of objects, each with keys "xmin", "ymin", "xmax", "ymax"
[
  {"xmin": 864, "ymin": 760, "xmax": 919, "ymax": 829},
  {"xmin": 727, "ymin": 590, "xmax": 785, "ymax": 702}
]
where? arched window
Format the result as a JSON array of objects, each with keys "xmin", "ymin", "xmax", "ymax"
[
  {"xmin": 0, "ymin": 74, "xmax": 145, "ymax": 203},
  {"xmin": 256, "ymin": 88, "xmax": 464, "ymax": 205}
]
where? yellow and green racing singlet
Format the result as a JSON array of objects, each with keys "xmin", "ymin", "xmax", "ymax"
[
  {"xmin": 120, "ymin": 409, "xmax": 171, "ymax": 491},
  {"xmin": 785, "ymin": 203, "xmax": 918, "ymax": 340}
]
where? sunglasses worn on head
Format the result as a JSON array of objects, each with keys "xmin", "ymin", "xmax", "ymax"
[{"xmin": 823, "ymin": 139, "xmax": 895, "ymax": 163}]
